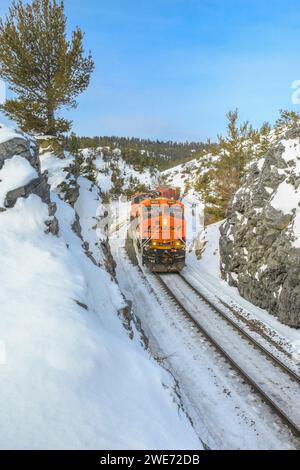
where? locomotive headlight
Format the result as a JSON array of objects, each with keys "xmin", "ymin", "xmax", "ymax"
[
  {"xmin": 163, "ymin": 218, "xmax": 168, "ymax": 226},
  {"xmin": 176, "ymin": 242, "xmax": 181, "ymax": 246},
  {"xmin": 152, "ymin": 242, "xmax": 157, "ymax": 246}
]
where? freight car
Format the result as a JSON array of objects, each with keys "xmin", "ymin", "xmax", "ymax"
[
  {"xmin": 135, "ymin": 197, "xmax": 186, "ymax": 272},
  {"xmin": 157, "ymin": 185, "xmax": 180, "ymax": 200}
]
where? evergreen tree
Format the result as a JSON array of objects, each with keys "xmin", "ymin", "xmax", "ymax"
[
  {"xmin": 0, "ymin": 0, "xmax": 94, "ymax": 135},
  {"xmin": 196, "ymin": 109, "xmax": 255, "ymax": 225},
  {"xmin": 275, "ymin": 109, "xmax": 300, "ymax": 132}
]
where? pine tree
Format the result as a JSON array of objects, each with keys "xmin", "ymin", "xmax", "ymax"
[
  {"xmin": 83, "ymin": 155, "xmax": 97, "ymax": 184},
  {"xmin": 196, "ymin": 109, "xmax": 255, "ymax": 225},
  {"xmin": 0, "ymin": 0, "xmax": 94, "ymax": 135},
  {"xmin": 275, "ymin": 110, "xmax": 300, "ymax": 133}
]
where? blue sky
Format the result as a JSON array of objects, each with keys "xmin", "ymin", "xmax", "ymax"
[{"xmin": 1, "ymin": 0, "xmax": 300, "ymax": 141}]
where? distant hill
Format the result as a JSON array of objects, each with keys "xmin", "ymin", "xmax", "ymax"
[{"xmin": 62, "ymin": 134, "xmax": 213, "ymax": 171}]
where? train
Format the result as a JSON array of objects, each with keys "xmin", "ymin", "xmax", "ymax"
[{"xmin": 130, "ymin": 187, "xmax": 186, "ymax": 272}]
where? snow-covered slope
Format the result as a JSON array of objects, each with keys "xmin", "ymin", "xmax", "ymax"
[
  {"xmin": 161, "ymin": 158, "xmax": 202, "ymax": 194},
  {"xmin": 0, "ymin": 125, "xmax": 200, "ymax": 450},
  {"xmin": 81, "ymin": 147, "xmax": 158, "ymax": 196},
  {"xmin": 161, "ymin": 153, "xmax": 218, "ymax": 195}
]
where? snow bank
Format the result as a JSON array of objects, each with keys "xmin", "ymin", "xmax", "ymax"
[
  {"xmin": 0, "ymin": 194, "xmax": 199, "ymax": 450},
  {"xmin": 182, "ymin": 189, "xmax": 205, "ymax": 250},
  {"xmin": 0, "ymin": 130, "xmax": 200, "ymax": 449}
]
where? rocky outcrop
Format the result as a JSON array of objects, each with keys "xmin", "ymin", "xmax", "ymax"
[
  {"xmin": 5, "ymin": 173, "xmax": 51, "ymax": 208},
  {"xmin": 0, "ymin": 127, "xmax": 58, "ymax": 235},
  {"xmin": 0, "ymin": 134, "xmax": 39, "ymax": 171},
  {"xmin": 220, "ymin": 127, "xmax": 300, "ymax": 327},
  {"xmin": 58, "ymin": 177, "xmax": 80, "ymax": 206}
]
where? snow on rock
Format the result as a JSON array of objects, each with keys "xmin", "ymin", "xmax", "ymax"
[
  {"xmin": 220, "ymin": 126, "xmax": 300, "ymax": 327},
  {"xmin": 0, "ymin": 123, "xmax": 56, "ymax": 231},
  {"xmin": 0, "ymin": 124, "xmax": 39, "ymax": 170},
  {"xmin": 0, "ymin": 156, "xmax": 38, "ymax": 206},
  {"xmin": 0, "ymin": 124, "xmax": 200, "ymax": 449},
  {"xmin": 270, "ymin": 180, "xmax": 298, "ymax": 214}
]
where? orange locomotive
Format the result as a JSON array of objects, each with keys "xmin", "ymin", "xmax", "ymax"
[{"xmin": 135, "ymin": 197, "xmax": 186, "ymax": 272}]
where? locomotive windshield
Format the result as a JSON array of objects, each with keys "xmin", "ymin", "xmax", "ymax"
[
  {"xmin": 142, "ymin": 205, "xmax": 183, "ymax": 219},
  {"xmin": 142, "ymin": 206, "xmax": 161, "ymax": 219},
  {"xmin": 143, "ymin": 205, "xmax": 183, "ymax": 220},
  {"xmin": 163, "ymin": 206, "xmax": 183, "ymax": 219}
]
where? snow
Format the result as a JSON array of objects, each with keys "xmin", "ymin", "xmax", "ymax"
[
  {"xmin": 271, "ymin": 180, "xmax": 298, "ymax": 214},
  {"xmin": 0, "ymin": 156, "xmax": 38, "ymax": 206},
  {"xmin": 74, "ymin": 177, "xmax": 106, "ymax": 263},
  {"xmin": 81, "ymin": 147, "xmax": 158, "ymax": 194},
  {"xmin": 265, "ymin": 186, "xmax": 274, "ymax": 195},
  {"xmin": 161, "ymin": 156, "xmax": 215, "ymax": 195},
  {"xmin": 0, "ymin": 128, "xmax": 201, "ymax": 450},
  {"xmin": 256, "ymin": 158, "xmax": 265, "ymax": 171},
  {"xmin": 0, "ymin": 124, "xmax": 24, "ymax": 145},
  {"xmin": 2, "ymin": 120, "xmax": 300, "ymax": 449},
  {"xmin": 0, "ymin": 194, "xmax": 199, "ymax": 450},
  {"xmin": 40, "ymin": 151, "xmax": 74, "ymax": 190},
  {"xmin": 182, "ymin": 190, "xmax": 204, "ymax": 249},
  {"xmin": 281, "ymin": 139, "xmax": 300, "ymax": 173},
  {"xmin": 187, "ymin": 221, "xmax": 221, "ymax": 275}
]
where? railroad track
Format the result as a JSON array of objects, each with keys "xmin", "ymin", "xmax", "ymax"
[
  {"xmin": 179, "ymin": 273, "xmax": 300, "ymax": 383},
  {"xmin": 155, "ymin": 272, "xmax": 300, "ymax": 439}
]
